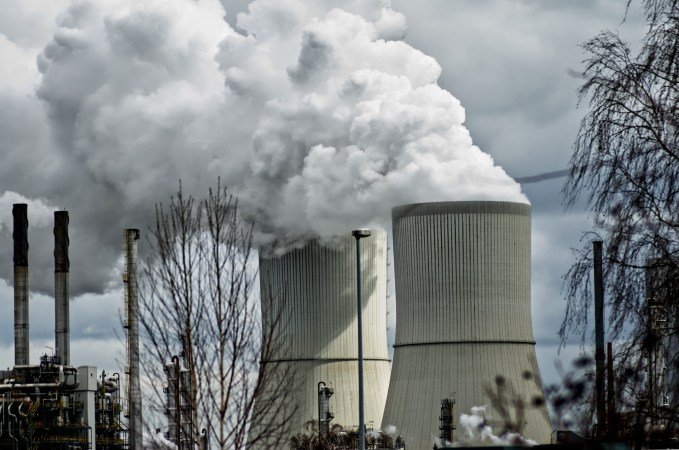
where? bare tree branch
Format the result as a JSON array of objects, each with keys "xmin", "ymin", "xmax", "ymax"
[
  {"xmin": 561, "ymin": 0, "xmax": 679, "ymax": 442},
  {"xmin": 139, "ymin": 180, "xmax": 295, "ymax": 450}
]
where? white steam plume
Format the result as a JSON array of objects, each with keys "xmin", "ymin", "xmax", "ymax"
[
  {"xmin": 455, "ymin": 405, "xmax": 538, "ymax": 447},
  {"xmin": 0, "ymin": 0, "xmax": 526, "ymax": 294}
]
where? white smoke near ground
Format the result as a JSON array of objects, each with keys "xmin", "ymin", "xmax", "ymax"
[
  {"xmin": 453, "ymin": 405, "xmax": 537, "ymax": 447},
  {"xmin": 0, "ymin": 0, "xmax": 526, "ymax": 294},
  {"xmin": 382, "ymin": 424, "xmax": 399, "ymax": 439},
  {"xmin": 146, "ymin": 431, "xmax": 178, "ymax": 450}
]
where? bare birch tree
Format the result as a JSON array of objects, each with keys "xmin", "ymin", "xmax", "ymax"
[
  {"xmin": 561, "ymin": 0, "xmax": 679, "ymax": 440},
  {"xmin": 139, "ymin": 180, "xmax": 295, "ymax": 450}
]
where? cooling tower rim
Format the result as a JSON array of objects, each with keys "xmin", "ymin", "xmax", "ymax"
[
  {"xmin": 392, "ymin": 200, "xmax": 530, "ymax": 221},
  {"xmin": 258, "ymin": 229, "xmax": 387, "ymax": 259}
]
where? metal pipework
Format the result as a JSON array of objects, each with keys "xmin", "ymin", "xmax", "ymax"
[
  {"xmin": 124, "ymin": 228, "xmax": 142, "ymax": 450},
  {"xmin": 54, "ymin": 211, "xmax": 70, "ymax": 366},
  {"xmin": 13, "ymin": 204, "xmax": 29, "ymax": 366},
  {"xmin": 317, "ymin": 382, "xmax": 334, "ymax": 440}
]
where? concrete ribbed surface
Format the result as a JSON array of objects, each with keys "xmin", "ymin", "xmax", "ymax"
[
  {"xmin": 382, "ymin": 201, "xmax": 551, "ymax": 449},
  {"xmin": 250, "ymin": 231, "xmax": 391, "ymax": 447}
]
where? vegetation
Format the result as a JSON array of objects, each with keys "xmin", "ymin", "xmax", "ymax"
[
  {"xmin": 139, "ymin": 180, "xmax": 295, "ymax": 450},
  {"xmin": 289, "ymin": 420, "xmax": 403, "ymax": 450},
  {"xmin": 561, "ymin": 0, "xmax": 679, "ymax": 442}
]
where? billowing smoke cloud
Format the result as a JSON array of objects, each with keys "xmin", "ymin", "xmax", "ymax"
[{"xmin": 0, "ymin": 0, "xmax": 526, "ymax": 295}]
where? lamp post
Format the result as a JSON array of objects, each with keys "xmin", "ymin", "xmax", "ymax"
[{"xmin": 352, "ymin": 228, "xmax": 371, "ymax": 450}]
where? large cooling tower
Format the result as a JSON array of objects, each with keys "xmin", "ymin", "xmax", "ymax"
[
  {"xmin": 251, "ymin": 231, "xmax": 391, "ymax": 446},
  {"xmin": 381, "ymin": 201, "xmax": 551, "ymax": 449}
]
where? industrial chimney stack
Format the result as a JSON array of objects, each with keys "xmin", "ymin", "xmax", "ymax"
[
  {"xmin": 123, "ymin": 228, "xmax": 142, "ymax": 450},
  {"xmin": 13, "ymin": 203, "xmax": 29, "ymax": 366},
  {"xmin": 54, "ymin": 211, "xmax": 70, "ymax": 366}
]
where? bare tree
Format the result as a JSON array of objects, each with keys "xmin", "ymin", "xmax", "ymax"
[
  {"xmin": 289, "ymin": 420, "xmax": 399, "ymax": 450},
  {"xmin": 561, "ymin": 0, "xmax": 679, "ymax": 441},
  {"xmin": 139, "ymin": 180, "xmax": 295, "ymax": 450}
]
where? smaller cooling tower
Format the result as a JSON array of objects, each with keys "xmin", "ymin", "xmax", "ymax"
[
  {"xmin": 250, "ymin": 231, "xmax": 391, "ymax": 447},
  {"xmin": 381, "ymin": 201, "xmax": 551, "ymax": 449}
]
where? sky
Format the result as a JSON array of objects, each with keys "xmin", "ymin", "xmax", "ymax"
[{"xmin": 0, "ymin": 0, "xmax": 649, "ymax": 412}]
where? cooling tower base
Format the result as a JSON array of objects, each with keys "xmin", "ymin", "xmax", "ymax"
[
  {"xmin": 382, "ymin": 343, "xmax": 552, "ymax": 449},
  {"xmin": 249, "ymin": 359, "xmax": 391, "ymax": 449}
]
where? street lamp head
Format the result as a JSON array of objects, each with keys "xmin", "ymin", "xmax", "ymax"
[{"xmin": 352, "ymin": 229, "xmax": 372, "ymax": 239}]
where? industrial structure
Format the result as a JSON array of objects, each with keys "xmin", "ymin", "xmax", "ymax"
[
  {"xmin": 122, "ymin": 229, "xmax": 142, "ymax": 450},
  {"xmin": 644, "ymin": 259, "xmax": 677, "ymax": 418},
  {"xmin": 251, "ymin": 232, "xmax": 391, "ymax": 445},
  {"xmin": 163, "ymin": 355, "xmax": 195, "ymax": 450},
  {"xmin": 381, "ymin": 201, "xmax": 552, "ymax": 448},
  {"xmin": 0, "ymin": 204, "xmax": 131, "ymax": 450}
]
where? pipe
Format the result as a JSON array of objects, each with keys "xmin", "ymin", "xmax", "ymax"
[
  {"xmin": 352, "ymin": 230, "xmax": 370, "ymax": 450},
  {"xmin": 54, "ymin": 211, "xmax": 70, "ymax": 366},
  {"xmin": 593, "ymin": 240, "xmax": 606, "ymax": 437},
  {"xmin": 7, "ymin": 403, "xmax": 16, "ymax": 445},
  {"xmin": 13, "ymin": 204, "xmax": 29, "ymax": 366},
  {"xmin": 607, "ymin": 341, "xmax": 616, "ymax": 439},
  {"xmin": 0, "ymin": 365, "xmax": 78, "ymax": 391},
  {"xmin": 124, "ymin": 228, "xmax": 142, "ymax": 450},
  {"xmin": 0, "ymin": 382, "xmax": 65, "ymax": 391},
  {"xmin": 172, "ymin": 355, "xmax": 181, "ymax": 450}
]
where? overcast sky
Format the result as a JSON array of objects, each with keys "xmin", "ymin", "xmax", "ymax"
[{"xmin": 0, "ymin": 0, "xmax": 648, "ymax": 399}]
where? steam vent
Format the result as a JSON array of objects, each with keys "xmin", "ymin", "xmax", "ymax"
[
  {"xmin": 251, "ymin": 231, "xmax": 391, "ymax": 445},
  {"xmin": 381, "ymin": 201, "xmax": 552, "ymax": 448}
]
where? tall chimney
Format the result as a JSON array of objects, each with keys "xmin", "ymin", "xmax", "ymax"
[
  {"xmin": 593, "ymin": 240, "xmax": 606, "ymax": 436},
  {"xmin": 13, "ymin": 203, "xmax": 29, "ymax": 366},
  {"xmin": 54, "ymin": 211, "xmax": 70, "ymax": 366},
  {"xmin": 123, "ymin": 229, "xmax": 142, "ymax": 450}
]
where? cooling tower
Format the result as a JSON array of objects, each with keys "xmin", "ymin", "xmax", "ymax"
[
  {"xmin": 381, "ymin": 201, "xmax": 551, "ymax": 449},
  {"xmin": 251, "ymin": 231, "xmax": 391, "ymax": 446}
]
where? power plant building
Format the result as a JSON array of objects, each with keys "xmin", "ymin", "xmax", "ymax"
[
  {"xmin": 381, "ymin": 201, "xmax": 552, "ymax": 449},
  {"xmin": 251, "ymin": 231, "xmax": 391, "ymax": 445},
  {"xmin": 0, "ymin": 204, "xmax": 131, "ymax": 450}
]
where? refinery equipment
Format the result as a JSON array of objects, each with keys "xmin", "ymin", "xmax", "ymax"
[
  {"xmin": 381, "ymin": 201, "xmax": 552, "ymax": 449},
  {"xmin": 122, "ymin": 229, "xmax": 142, "ymax": 450},
  {"xmin": 163, "ymin": 356, "xmax": 194, "ymax": 450},
  {"xmin": 644, "ymin": 259, "xmax": 678, "ymax": 417},
  {"xmin": 250, "ymin": 232, "xmax": 391, "ymax": 446},
  {"xmin": 0, "ymin": 359, "xmax": 127, "ymax": 450},
  {"xmin": 0, "ymin": 204, "xmax": 129, "ymax": 450},
  {"xmin": 317, "ymin": 382, "xmax": 334, "ymax": 439},
  {"xmin": 439, "ymin": 396, "xmax": 456, "ymax": 446}
]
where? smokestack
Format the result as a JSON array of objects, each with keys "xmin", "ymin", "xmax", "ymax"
[
  {"xmin": 607, "ymin": 341, "xmax": 617, "ymax": 439},
  {"xmin": 54, "ymin": 211, "xmax": 70, "ymax": 366},
  {"xmin": 123, "ymin": 229, "xmax": 142, "ymax": 450},
  {"xmin": 593, "ymin": 240, "xmax": 606, "ymax": 436},
  {"xmin": 13, "ymin": 203, "xmax": 29, "ymax": 366}
]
